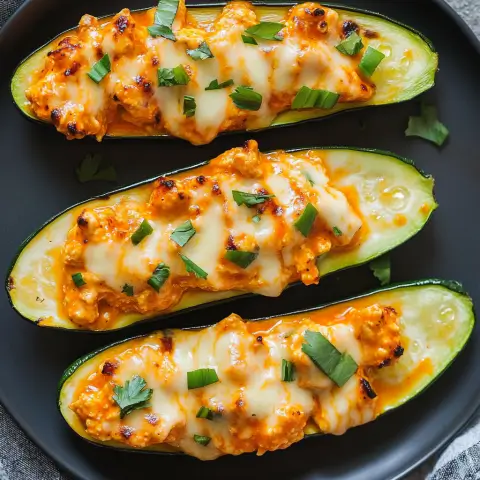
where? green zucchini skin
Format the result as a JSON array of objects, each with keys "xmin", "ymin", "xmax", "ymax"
[
  {"xmin": 11, "ymin": 2, "xmax": 438, "ymax": 140},
  {"xmin": 5, "ymin": 147, "xmax": 437, "ymax": 332},
  {"xmin": 5, "ymin": 147, "xmax": 437, "ymax": 333},
  {"xmin": 57, "ymin": 279, "xmax": 475, "ymax": 455}
]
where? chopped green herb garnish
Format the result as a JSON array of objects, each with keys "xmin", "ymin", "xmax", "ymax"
[
  {"xmin": 224, "ymin": 250, "xmax": 258, "ymax": 269},
  {"xmin": 302, "ymin": 330, "xmax": 358, "ymax": 387},
  {"xmin": 112, "ymin": 375, "xmax": 153, "ymax": 419},
  {"xmin": 153, "ymin": 0, "xmax": 178, "ymax": 29},
  {"xmin": 335, "ymin": 32, "xmax": 364, "ymax": 56},
  {"xmin": 245, "ymin": 21, "xmax": 284, "ymax": 41},
  {"xmin": 122, "ymin": 284, "xmax": 134, "ymax": 296},
  {"xmin": 179, "ymin": 254, "xmax": 208, "ymax": 279},
  {"xmin": 183, "ymin": 95, "xmax": 196, "ymax": 117},
  {"xmin": 72, "ymin": 273, "xmax": 86, "ymax": 288},
  {"xmin": 333, "ymin": 226, "xmax": 342, "ymax": 237},
  {"xmin": 252, "ymin": 214, "xmax": 261, "ymax": 223},
  {"xmin": 76, "ymin": 153, "xmax": 117, "ymax": 183},
  {"xmin": 369, "ymin": 254, "xmax": 391, "ymax": 286},
  {"xmin": 149, "ymin": 0, "xmax": 178, "ymax": 40},
  {"xmin": 187, "ymin": 368, "xmax": 219, "ymax": 389},
  {"xmin": 303, "ymin": 170, "xmax": 315, "ymax": 186},
  {"xmin": 281, "ymin": 359, "xmax": 295, "ymax": 382},
  {"xmin": 157, "ymin": 65, "xmax": 190, "ymax": 86},
  {"xmin": 292, "ymin": 86, "xmax": 340, "ymax": 110},
  {"xmin": 147, "ymin": 263, "xmax": 170, "ymax": 292},
  {"xmin": 232, "ymin": 190, "xmax": 274, "ymax": 207},
  {"xmin": 359, "ymin": 46, "xmax": 385, "ymax": 77},
  {"xmin": 193, "ymin": 434, "xmax": 211, "ymax": 446},
  {"xmin": 170, "ymin": 220, "xmax": 196, "ymax": 246},
  {"xmin": 131, "ymin": 219, "xmax": 153, "ymax": 245},
  {"xmin": 229, "ymin": 86, "xmax": 262, "ymax": 111},
  {"xmin": 147, "ymin": 25, "xmax": 176, "ymax": 41},
  {"xmin": 405, "ymin": 103, "xmax": 449, "ymax": 147},
  {"xmin": 294, "ymin": 203, "xmax": 318, "ymax": 237},
  {"xmin": 186, "ymin": 41, "xmax": 214, "ymax": 60},
  {"xmin": 241, "ymin": 34, "xmax": 258, "ymax": 45},
  {"xmin": 87, "ymin": 54, "xmax": 111, "ymax": 84},
  {"xmin": 205, "ymin": 78, "xmax": 234, "ymax": 90},
  {"xmin": 196, "ymin": 406, "xmax": 214, "ymax": 420}
]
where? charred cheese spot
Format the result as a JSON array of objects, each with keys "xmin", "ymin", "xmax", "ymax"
[
  {"xmin": 60, "ymin": 141, "xmax": 363, "ymax": 328},
  {"xmin": 69, "ymin": 304, "xmax": 401, "ymax": 459},
  {"xmin": 25, "ymin": 1, "xmax": 375, "ymax": 145}
]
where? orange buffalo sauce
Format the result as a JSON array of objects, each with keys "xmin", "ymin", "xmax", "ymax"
[
  {"xmin": 25, "ymin": 1, "xmax": 375, "ymax": 144},
  {"xmin": 68, "ymin": 302, "xmax": 406, "ymax": 459}
]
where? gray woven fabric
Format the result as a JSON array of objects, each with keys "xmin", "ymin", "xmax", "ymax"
[{"xmin": 0, "ymin": 1, "xmax": 479, "ymax": 479}]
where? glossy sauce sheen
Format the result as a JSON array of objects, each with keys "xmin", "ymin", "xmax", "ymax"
[
  {"xmin": 69, "ymin": 302, "xmax": 405, "ymax": 460},
  {"xmin": 60, "ymin": 141, "xmax": 363, "ymax": 329},
  {"xmin": 24, "ymin": 1, "xmax": 375, "ymax": 144}
]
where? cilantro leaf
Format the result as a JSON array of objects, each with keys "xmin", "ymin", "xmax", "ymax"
[
  {"xmin": 122, "ymin": 284, "xmax": 134, "ymax": 296},
  {"xmin": 148, "ymin": 25, "xmax": 176, "ymax": 41},
  {"xmin": 232, "ymin": 190, "xmax": 274, "ymax": 207},
  {"xmin": 186, "ymin": 41, "xmax": 214, "ymax": 60},
  {"xmin": 112, "ymin": 375, "xmax": 153, "ymax": 419},
  {"xmin": 369, "ymin": 254, "xmax": 391, "ymax": 286},
  {"xmin": 154, "ymin": 0, "xmax": 179, "ymax": 29},
  {"xmin": 405, "ymin": 103, "xmax": 449, "ymax": 147},
  {"xmin": 244, "ymin": 22, "xmax": 284, "ymax": 41},
  {"xmin": 179, "ymin": 254, "xmax": 208, "ymax": 279},
  {"xmin": 205, "ymin": 78, "xmax": 234, "ymax": 90},
  {"xmin": 76, "ymin": 154, "xmax": 117, "ymax": 183},
  {"xmin": 301, "ymin": 330, "xmax": 358, "ymax": 387},
  {"xmin": 171, "ymin": 220, "xmax": 196, "ymax": 247}
]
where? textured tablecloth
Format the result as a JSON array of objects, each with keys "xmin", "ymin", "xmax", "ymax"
[{"xmin": 1, "ymin": 1, "xmax": 479, "ymax": 479}]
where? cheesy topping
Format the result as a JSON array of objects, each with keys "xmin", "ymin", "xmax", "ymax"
[
  {"xmin": 25, "ymin": 1, "xmax": 376, "ymax": 144},
  {"xmin": 61, "ymin": 141, "xmax": 363, "ymax": 329},
  {"xmin": 69, "ymin": 303, "xmax": 402, "ymax": 460}
]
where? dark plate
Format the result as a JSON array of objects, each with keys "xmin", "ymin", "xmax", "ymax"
[{"xmin": 0, "ymin": 0, "xmax": 479, "ymax": 479}]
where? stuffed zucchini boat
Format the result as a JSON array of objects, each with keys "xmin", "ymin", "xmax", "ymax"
[
  {"xmin": 11, "ymin": 0, "xmax": 438, "ymax": 144},
  {"xmin": 58, "ymin": 280, "xmax": 474, "ymax": 459},
  {"xmin": 6, "ymin": 142, "xmax": 436, "ymax": 331}
]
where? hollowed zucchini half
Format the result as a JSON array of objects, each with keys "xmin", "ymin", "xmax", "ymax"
[
  {"xmin": 6, "ymin": 147, "xmax": 436, "ymax": 331},
  {"xmin": 11, "ymin": 2, "xmax": 438, "ymax": 140},
  {"xmin": 58, "ymin": 280, "xmax": 474, "ymax": 455}
]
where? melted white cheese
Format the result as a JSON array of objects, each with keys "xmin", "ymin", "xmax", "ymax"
[
  {"xmin": 73, "ymin": 315, "xmax": 375, "ymax": 460},
  {"xmin": 181, "ymin": 200, "xmax": 226, "ymax": 287},
  {"xmin": 80, "ymin": 151, "xmax": 361, "ymax": 300}
]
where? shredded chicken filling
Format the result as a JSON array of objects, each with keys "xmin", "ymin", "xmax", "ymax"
[
  {"xmin": 61, "ymin": 141, "xmax": 363, "ymax": 328},
  {"xmin": 25, "ymin": 1, "xmax": 375, "ymax": 144},
  {"xmin": 69, "ymin": 304, "xmax": 402, "ymax": 459}
]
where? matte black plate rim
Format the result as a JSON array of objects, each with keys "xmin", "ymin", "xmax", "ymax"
[{"xmin": 0, "ymin": 1, "xmax": 479, "ymax": 479}]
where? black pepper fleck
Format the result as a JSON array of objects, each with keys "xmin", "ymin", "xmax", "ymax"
[
  {"xmin": 67, "ymin": 122, "xmax": 78, "ymax": 135},
  {"xmin": 120, "ymin": 426, "xmax": 134, "ymax": 439},
  {"xmin": 101, "ymin": 361, "xmax": 116, "ymax": 376},
  {"xmin": 393, "ymin": 345, "xmax": 404, "ymax": 357},
  {"xmin": 50, "ymin": 109, "xmax": 61, "ymax": 123},
  {"xmin": 115, "ymin": 15, "xmax": 129, "ymax": 34},
  {"xmin": 77, "ymin": 215, "xmax": 88, "ymax": 227},
  {"xmin": 342, "ymin": 20, "xmax": 359, "ymax": 37},
  {"xmin": 378, "ymin": 358, "xmax": 391, "ymax": 369},
  {"xmin": 226, "ymin": 235, "xmax": 237, "ymax": 251},
  {"xmin": 159, "ymin": 178, "xmax": 175, "ymax": 189},
  {"xmin": 360, "ymin": 378, "xmax": 377, "ymax": 399}
]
